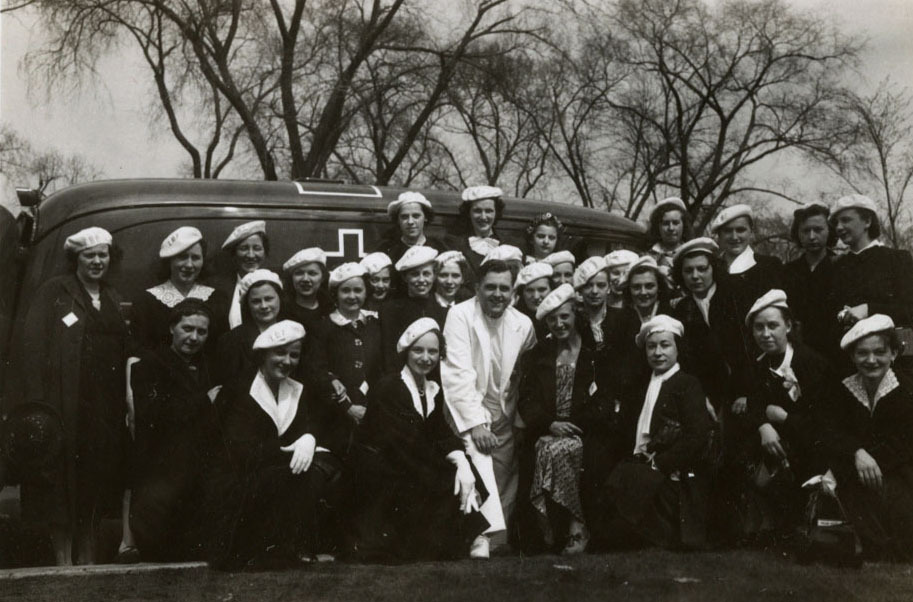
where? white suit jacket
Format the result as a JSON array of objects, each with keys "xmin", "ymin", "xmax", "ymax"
[{"xmin": 441, "ymin": 297, "xmax": 536, "ymax": 434}]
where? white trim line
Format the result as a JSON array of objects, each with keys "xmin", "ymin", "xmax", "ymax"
[
  {"xmin": 293, "ymin": 182, "xmax": 382, "ymax": 198},
  {"xmin": 325, "ymin": 228, "xmax": 366, "ymax": 259}
]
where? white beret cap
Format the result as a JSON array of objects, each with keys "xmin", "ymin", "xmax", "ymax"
[
  {"xmin": 252, "ymin": 319, "xmax": 306, "ymax": 350},
  {"xmin": 435, "ymin": 250, "xmax": 467, "ymax": 268},
  {"xmin": 329, "ymin": 262, "xmax": 367, "ymax": 288},
  {"xmin": 395, "ymin": 245, "xmax": 439, "ymax": 273},
  {"xmin": 360, "ymin": 252, "xmax": 393, "ymax": 275},
  {"xmin": 832, "ymin": 194, "xmax": 878, "ymax": 217},
  {"xmin": 672, "ymin": 237, "xmax": 719, "ymax": 264},
  {"xmin": 396, "ymin": 317, "xmax": 441, "ymax": 353},
  {"xmin": 573, "ymin": 256, "xmax": 609, "ymax": 289},
  {"xmin": 64, "ymin": 227, "xmax": 113, "ymax": 253},
  {"xmin": 840, "ymin": 314, "xmax": 895, "ymax": 351},
  {"xmin": 710, "ymin": 204, "xmax": 753, "ymax": 234},
  {"xmin": 461, "ymin": 185, "xmax": 503, "ymax": 203},
  {"xmin": 543, "ymin": 250, "xmax": 576, "ymax": 268},
  {"xmin": 482, "ymin": 244, "xmax": 523, "ymax": 266},
  {"xmin": 745, "ymin": 289, "xmax": 789, "ymax": 326},
  {"xmin": 222, "ymin": 220, "xmax": 266, "ymax": 249},
  {"xmin": 535, "ymin": 283, "xmax": 576, "ymax": 321},
  {"xmin": 160, "ymin": 226, "xmax": 203, "ymax": 258},
  {"xmin": 649, "ymin": 197, "xmax": 687, "ymax": 222},
  {"xmin": 623, "ymin": 255, "xmax": 661, "ymax": 284},
  {"xmin": 636, "ymin": 314, "xmax": 685, "ymax": 348},
  {"xmin": 387, "ymin": 191, "xmax": 432, "ymax": 218},
  {"xmin": 516, "ymin": 262, "xmax": 554, "ymax": 289},
  {"xmin": 283, "ymin": 247, "xmax": 327, "ymax": 272},
  {"xmin": 604, "ymin": 249, "xmax": 640, "ymax": 271},
  {"xmin": 239, "ymin": 269, "xmax": 282, "ymax": 298}
]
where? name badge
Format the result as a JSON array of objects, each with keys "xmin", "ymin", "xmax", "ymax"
[
  {"xmin": 359, "ymin": 381, "xmax": 369, "ymax": 396},
  {"xmin": 588, "ymin": 381, "xmax": 598, "ymax": 396},
  {"xmin": 62, "ymin": 312, "xmax": 79, "ymax": 327}
]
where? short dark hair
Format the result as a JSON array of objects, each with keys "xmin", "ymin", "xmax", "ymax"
[
  {"xmin": 790, "ymin": 204, "xmax": 836, "ymax": 246},
  {"xmin": 622, "ymin": 265, "xmax": 671, "ymax": 306},
  {"xmin": 397, "ymin": 327, "xmax": 447, "ymax": 366},
  {"xmin": 156, "ymin": 238, "xmax": 209, "ymax": 282},
  {"xmin": 281, "ymin": 261, "xmax": 328, "ymax": 299},
  {"xmin": 478, "ymin": 259, "xmax": 514, "ymax": 282},
  {"xmin": 226, "ymin": 232, "xmax": 270, "ymax": 257},
  {"xmin": 240, "ymin": 280, "xmax": 283, "ymax": 324},
  {"xmin": 458, "ymin": 196, "xmax": 505, "ymax": 231},
  {"xmin": 65, "ymin": 242, "xmax": 123, "ymax": 274},
  {"xmin": 648, "ymin": 205, "xmax": 694, "ymax": 245},
  {"xmin": 525, "ymin": 212, "xmax": 564, "ymax": 249},
  {"xmin": 672, "ymin": 250, "xmax": 724, "ymax": 291},
  {"xmin": 168, "ymin": 298, "xmax": 213, "ymax": 328}
]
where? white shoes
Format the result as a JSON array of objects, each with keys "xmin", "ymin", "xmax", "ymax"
[{"xmin": 469, "ymin": 534, "xmax": 490, "ymax": 559}]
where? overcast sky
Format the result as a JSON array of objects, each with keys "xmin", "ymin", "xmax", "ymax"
[{"xmin": 1, "ymin": 0, "xmax": 911, "ymax": 206}]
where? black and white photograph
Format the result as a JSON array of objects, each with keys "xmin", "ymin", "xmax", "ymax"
[{"xmin": 1, "ymin": 0, "xmax": 912, "ymax": 600}]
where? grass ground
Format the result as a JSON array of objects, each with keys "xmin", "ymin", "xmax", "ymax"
[{"xmin": 2, "ymin": 549, "xmax": 912, "ymax": 602}]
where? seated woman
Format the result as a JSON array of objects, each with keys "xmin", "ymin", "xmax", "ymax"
[
  {"xmin": 215, "ymin": 269, "xmax": 283, "ymax": 384},
  {"xmin": 744, "ymin": 289, "xmax": 835, "ymax": 533},
  {"xmin": 597, "ymin": 315, "xmax": 712, "ymax": 550},
  {"xmin": 543, "ymin": 251, "xmax": 576, "ymax": 288},
  {"xmin": 132, "ymin": 226, "xmax": 228, "ymax": 352},
  {"xmin": 352, "ymin": 318, "xmax": 489, "ymax": 562},
  {"xmin": 130, "ymin": 299, "xmax": 215, "ymax": 561},
  {"xmin": 818, "ymin": 314, "xmax": 913, "ymax": 561},
  {"xmin": 360, "ymin": 252, "xmax": 394, "ymax": 312},
  {"xmin": 519, "ymin": 284, "xmax": 603, "ymax": 554},
  {"xmin": 514, "ymin": 262, "xmax": 553, "ymax": 341},
  {"xmin": 374, "ymin": 191, "xmax": 447, "ymax": 264},
  {"xmin": 433, "ymin": 250, "xmax": 470, "ymax": 310},
  {"xmin": 525, "ymin": 212, "xmax": 564, "ymax": 263},
  {"xmin": 207, "ymin": 320, "xmax": 341, "ymax": 569}
]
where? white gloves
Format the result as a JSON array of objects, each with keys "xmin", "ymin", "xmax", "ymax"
[
  {"xmin": 448, "ymin": 452, "xmax": 480, "ymax": 514},
  {"xmin": 280, "ymin": 433, "xmax": 316, "ymax": 474}
]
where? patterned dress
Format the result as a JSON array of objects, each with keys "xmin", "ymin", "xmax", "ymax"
[{"xmin": 530, "ymin": 363, "xmax": 585, "ymax": 521}]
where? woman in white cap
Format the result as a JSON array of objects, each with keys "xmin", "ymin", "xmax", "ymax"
[
  {"xmin": 374, "ymin": 191, "xmax": 446, "ymax": 264},
  {"xmin": 524, "ymin": 212, "xmax": 565, "ymax": 262},
  {"xmin": 350, "ymin": 318, "xmax": 489, "ymax": 561},
  {"xmin": 518, "ymin": 284, "xmax": 604, "ymax": 554},
  {"xmin": 380, "ymin": 245, "xmax": 448, "ymax": 372},
  {"xmin": 360, "ymin": 252, "xmax": 394, "ymax": 312},
  {"xmin": 433, "ymin": 250, "xmax": 470, "ymax": 310},
  {"xmin": 646, "ymin": 197, "xmax": 693, "ymax": 270},
  {"xmin": 818, "ymin": 314, "xmax": 913, "ymax": 561},
  {"xmin": 282, "ymin": 247, "xmax": 333, "ymax": 334},
  {"xmin": 12, "ymin": 227, "xmax": 130, "ymax": 565},
  {"xmin": 215, "ymin": 269, "xmax": 285, "ymax": 384},
  {"xmin": 743, "ymin": 289, "xmax": 835, "ymax": 534},
  {"xmin": 596, "ymin": 315, "xmax": 712, "ymax": 550},
  {"xmin": 514, "ymin": 262, "xmax": 554, "ymax": 342},
  {"xmin": 445, "ymin": 185, "xmax": 507, "ymax": 279},
  {"xmin": 207, "ymin": 320, "xmax": 341, "ymax": 569},
  {"xmin": 604, "ymin": 250, "xmax": 639, "ymax": 309},
  {"xmin": 316, "ymin": 263, "xmax": 382, "ymax": 456},
  {"xmin": 543, "ymin": 251, "xmax": 576, "ymax": 288},
  {"xmin": 622, "ymin": 256, "xmax": 674, "ymax": 324},
  {"xmin": 132, "ymin": 226, "xmax": 228, "ymax": 352},
  {"xmin": 212, "ymin": 221, "xmax": 270, "ymax": 330},
  {"xmin": 710, "ymin": 204, "xmax": 783, "ymax": 320},
  {"xmin": 829, "ymin": 195, "xmax": 913, "ymax": 357}
]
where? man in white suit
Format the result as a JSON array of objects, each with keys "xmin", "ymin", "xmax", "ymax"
[{"xmin": 442, "ymin": 259, "xmax": 536, "ymax": 558}]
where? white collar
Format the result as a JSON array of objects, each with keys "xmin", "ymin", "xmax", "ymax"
[
  {"xmin": 468, "ymin": 236, "xmax": 500, "ymax": 256},
  {"xmin": 147, "ymin": 280, "xmax": 215, "ymax": 308},
  {"xmin": 850, "ymin": 239, "xmax": 883, "ymax": 255},
  {"xmin": 435, "ymin": 292, "xmax": 455, "ymax": 308},
  {"xmin": 650, "ymin": 242, "xmax": 676, "ymax": 258},
  {"xmin": 329, "ymin": 309, "xmax": 377, "ymax": 327},
  {"xmin": 842, "ymin": 369, "xmax": 899, "ymax": 413},
  {"xmin": 637, "ymin": 303, "xmax": 658, "ymax": 324},
  {"xmin": 694, "ymin": 283, "xmax": 716, "ymax": 326},
  {"xmin": 399, "ymin": 365, "xmax": 440, "ymax": 418},
  {"xmin": 759, "ymin": 343, "xmax": 800, "ymax": 401},
  {"xmin": 728, "ymin": 246, "xmax": 757, "ymax": 275},
  {"xmin": 249, "ymin": 370, "xmax": 304, "ymax": 436}
]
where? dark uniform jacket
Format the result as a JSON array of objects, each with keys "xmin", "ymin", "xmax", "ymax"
[
  {"xmin": 782, "ymin": 254, "xmax": 838, "ymax": 358},
  {"xmin": 830, "ymin": 245, "xmax": 913, "ymax": 327}
]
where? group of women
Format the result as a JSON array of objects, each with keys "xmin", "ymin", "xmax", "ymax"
[{"xmin": 4, "ymin": 186, "xmax": 913, "ymax": 569}]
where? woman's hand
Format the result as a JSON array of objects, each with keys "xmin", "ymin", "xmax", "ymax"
[
  {"xmin": 280, "ymin": 433, "xmax": 316, "ymax": 474},
  {"xmin": 758, "ymin": 423, "xmax": 786, "ymax": 461},
  {"xmin": 330, "ymin": 379, "xmax": 348, "ymax": 403},
  {"xmin": 549, "ymin": 421, "xmax": 583, "ymax": 437},
  {"xmin": 854, "ymin": 448, "xmax": 883, "ymax": 490},
  {"xmin": 765, "ymin": 405, "xmax": 788, "ymax": 424},
  {"xmin": 470, "ymin": 425, "xmax": 499, "ymax": 454},
  {"xmin": 452, "ymin": 455, "xmax": 480, "ymax": 515},
  {"xmin": 731, "ymin": 397, "xmax": 748, "ymax": 415},
  {"xmin": 347, "ymin": 404, "xmax": 366, "ymax": 424}
]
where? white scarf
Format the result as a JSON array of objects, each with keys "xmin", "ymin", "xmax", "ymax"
[
  {"xmin": 634, "ymin": 363, "xmax": 680, "ymax": 455},
  {"xmin": 850, "ymin": 239, "xmax": 883, "ymax": 255},
  {"xmin": 760, "ymin": 343, "xmax": 799, "ymax": 402},
  {"xmin": 228, "ymin": 274, "xmax": 243, "ymax": 329},
  {"xmin": 728, "ymin": 246, "xmax": 757, "ymax": 275},
  {"xmin": 694, "ymin": 283, "xmax": 716, "ymax": 326},
  {"xmin": 400, "ymin": 365, "xmax": 440, "ymax": 418}
]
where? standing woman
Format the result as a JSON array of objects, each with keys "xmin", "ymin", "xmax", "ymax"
[
  {"xmin": 709, "ymin": 204, "xmax": 783, "ymax": 319},
  {"xmin": 380, "ymin": 246, "xmax": 448, "ymax": 372},
  {"xmin": 622, "ymin": 256, "xmax": 673, "ymax": 324},
  {"xmin": 543, "ymin": 251, "xmax": 576, "ymax": 288},
  {"xmin": 375, "ymin": 192, "xmax": 446, "ymax": 265},
  {"xmin": 360, "ymin": 252, "xmax": 394, "ymax": 312},
  {"xmin": 132, "ymin": 227, "xmax": 228, "ymax": 352},
  {"xmin": 213, "ymin": 221, "xmax": 269, "ymax": 330},
  {"xmin": 352, "ymin": 318, "xmax": 489, "ymax": 562},
  {"xmin": 207, "ymin": 320, "xmax": 340, "ymax": 569},
  {"xmin": 597, "ymin": 316, "xmax": 712, "ymax": 550},
  {"xmin": 604, "ymin": 250, "xmax": 640, "ymax": 309},
  {"xmin": 519, "ymin": 284, "xmax": 601, "ymax": 554},
  {"xmin": 282, "ymin": 247, "xmax": 332, "ymax": 334},
  {"xmin": 525, "ymin": 212, "xmax": 564, "ymax": 263},
  {"xmin": 433, "ymin": 250, "xmax": 470, "ymax": 310},
  {"xmin": 13, "ymin": 227, "xmax": 130, "ymax": 565},
  {"xmin": 514, "ymin": 262, "xmax": 553, "ymax": 342},
  {"xmin": 819, "ymin": 315, "xmax": 913, "ymax": 561},
  {"xmin": 446, "ymin": 185, "xmax": 507, "ymax": 280},
  {"xmin": 646, "ymin": 197, "xmax": 693, "ymax": 271},
  {"xmin": 215, "ymin": 269, "xmax": 283, "ymax": 384}
]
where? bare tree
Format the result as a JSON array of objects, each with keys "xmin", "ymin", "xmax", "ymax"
[{"xmin": 0, "ymin": 125, "xmax": 103, "ymax": 194}]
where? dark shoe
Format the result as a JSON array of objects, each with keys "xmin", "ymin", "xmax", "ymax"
[{"xmin": 113, "ymin": 547, "xmax": 141, "ymax": 564}]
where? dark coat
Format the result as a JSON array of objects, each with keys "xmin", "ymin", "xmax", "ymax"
[
  {"xmin": 782, "ymin": 254, "xmax": 839, "ymax": 358},
  {"xmin": 725, "ymin": 253, "xmax": 784, "ymax": 322},
  {"xmin": 374, "ymin": 235, "xmax": 448, "ymax": 266},
  {"xmin": 379, "ymin": 295, "xmax": 448, "ymax": 373},
  {"xmin": 578, "ymin": 305, "xmax": 641, "ymax": 399},
  {"xmin": 214, "ymin": 320, "xmax": 260, "ymax": 385},
  {"xmin": 830, "ymin": 245, "xmax": 913, "ymax": 327}
]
